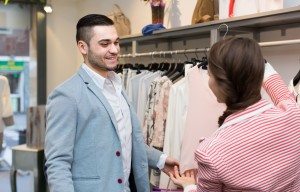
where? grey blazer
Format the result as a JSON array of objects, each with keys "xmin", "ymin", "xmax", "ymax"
[{"xmin": 45, "ymin": 66, "xmax": 163, "ymax": 192}]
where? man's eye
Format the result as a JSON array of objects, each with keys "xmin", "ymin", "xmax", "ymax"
[
  {"xmin": 114, "ymin": 41, "xmax": 119, "ymax": 45},
  {"xmin": 101, "ymin": 43, "xmax": 109, "ymax": 46}
]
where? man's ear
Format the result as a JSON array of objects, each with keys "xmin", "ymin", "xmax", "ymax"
[{"xmin": 77, "ymin": 40, "xmax": 88, "ymax": 55}]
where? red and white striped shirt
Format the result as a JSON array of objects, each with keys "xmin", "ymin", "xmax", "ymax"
[{"xmin": 189, "ymin": 74, "xmax": 300, "ymax": 192}]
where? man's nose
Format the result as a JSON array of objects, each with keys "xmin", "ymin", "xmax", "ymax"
[{"xmin": 109, "ymin": 44, "xmax": 119, "ymax": 53}]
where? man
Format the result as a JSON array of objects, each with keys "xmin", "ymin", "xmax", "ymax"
[{"xmin": 45, "ymin": 14, "xmax": 178, "ymax": 192}]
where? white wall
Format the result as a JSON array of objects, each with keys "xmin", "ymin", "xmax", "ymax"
[
  {"xmin": 46, "ymin": 0, "xmax": 79, "ymax": 94},
  {"xmin": 76, "ymin": 0, "xmax": 197, "ymax": 35},
  {"xmin": 260, "ymin": 28, "xmax": 300, "ymax": 83}
]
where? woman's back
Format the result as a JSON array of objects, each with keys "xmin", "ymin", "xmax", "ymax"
[{"xmin": 195, "ymin": 74, "xmax": 300, "ymax": 192}]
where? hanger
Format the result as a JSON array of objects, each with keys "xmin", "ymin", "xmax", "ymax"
[
  {"xmin": 159, "ymin": 51, "xmax": 169, "ymax": 71},
  {"xmin": 217, "ymin": 23, "xmax": 229, "ymax": 40},
  {"xmin": 162, "ymin": 51, "xmax": 175, "ymax": 77},
  {"xmin": 170, "ymin": 63, "xmax": 185, "ymax": 82},
  {"xmin": 194, "ymin": 48, "xmax": 199, "ymax": 60},
  {"xmin": 183, "ymin": 49, "xmax": 189, "ymax": 62},
  {"xmin": 293, "ymin": 69, "xmax": 300, "ymax": 86},
  {"xmin": 169, "ymin": 51, "xmax": 185, "ymax": 81},
  {"xmin": 167, "ymin": 51, "xmax": 181, "ymax": 78},
  {"xmin": 198, "ymin": 60, "xmax": 208, "ymax": 70},
  {"xmin": 197, "ymin": 48, "xmax": 209, "ymax": 69},
  {"xmin": 190, "ymin": 48, "xmax": 201, "ymax": 66}
]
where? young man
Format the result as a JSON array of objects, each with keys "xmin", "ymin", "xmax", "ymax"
[{"xmin": 45, "ymin": 14, "xmax": 178, "ymax": 192}]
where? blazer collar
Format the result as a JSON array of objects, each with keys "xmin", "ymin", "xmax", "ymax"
[
  {"xmin": 77, "ymin": 66, "xmax": 120, "ymax": 139},
  {"xmin": 220, "ymin": 99, "xmax": 273, "ymax": 130}
]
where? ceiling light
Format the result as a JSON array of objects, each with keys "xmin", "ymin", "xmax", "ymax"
[{"xmin": 44, "ymin": 4, "xmax": 53, "ymax": 13}]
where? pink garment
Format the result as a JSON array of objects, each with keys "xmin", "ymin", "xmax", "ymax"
[{"xmin": 179, "ymin": 67, "xmax": 225, "ymax": 173}]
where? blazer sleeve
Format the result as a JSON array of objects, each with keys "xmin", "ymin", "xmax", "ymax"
[
  {"xmin": 44, "ymin": 90, "xmax": 77, "ymax": 192},
  {"xmin": 145, "ymin": 144, "xmax": 163, "ymax": 169}
]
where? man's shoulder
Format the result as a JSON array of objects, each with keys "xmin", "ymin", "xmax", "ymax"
[{"xmin": 50, "ymin": 73, "xmax": 83, "ymax": 97}]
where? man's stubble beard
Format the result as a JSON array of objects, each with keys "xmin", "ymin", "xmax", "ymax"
[{"xmin": 88, "ymin": 53, "xmax": 118, "ymax": 72}]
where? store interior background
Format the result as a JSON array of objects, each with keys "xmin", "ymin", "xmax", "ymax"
[{"xmin": 0, "ymin": 0, "xmax": 300, "ymax": 191}]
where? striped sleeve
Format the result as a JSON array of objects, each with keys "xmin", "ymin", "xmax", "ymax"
[
  {"xmin": 263, "ymin": 74, "xmax": 296, "ymax": 106},
  {"xmin": 194, "ymin": 149, "xmax": 223, "ymax": 192}
]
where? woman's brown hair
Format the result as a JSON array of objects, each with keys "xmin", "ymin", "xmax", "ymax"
[{"xmin": 208, "ymin": 37, "xmax": 265, "ymax": 126}]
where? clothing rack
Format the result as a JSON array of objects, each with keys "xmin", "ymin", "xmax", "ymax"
[
  {"xmin": 119, "ymin": 39, "xmax": 300, "ymax": 58},
  {"xmin": 119, "ymin": 48, "xmax": 208, "ymax": 58}
]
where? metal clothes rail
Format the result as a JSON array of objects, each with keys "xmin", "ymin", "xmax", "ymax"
[{"xmin": 119, "ymin": 39, "xmax": 300, "ymax": 58}]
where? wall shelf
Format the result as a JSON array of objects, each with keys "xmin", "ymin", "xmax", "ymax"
[{"xmin": 120, "ymin": 6, "xmax": 300, "ymax": 48}]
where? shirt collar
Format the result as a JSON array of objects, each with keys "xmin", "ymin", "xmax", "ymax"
[
  {"xmin": 220, "ymin": 99, "xmax": 273, "ymax": 130},
  {"xmin": 81, "ymin": 63, "xmax": 122, "ymax": 92}
]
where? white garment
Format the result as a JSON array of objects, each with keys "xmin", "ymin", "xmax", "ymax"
[
  {"xmin": 127, "ymin": 71, "xmax": 149, "ymax": 111},
  {"xmin": 219, "ymin": 0, "xmax": 258, "ymax": 19},
  {"xmin": 259, "ymin": 0, "xmax": 283, "ymax": 12},
  {"xmin": 137, "ymin": 72, "xmax": 161, "ymax": 123},
  {"xmin": 0, "ymin": 75, "xmax": 13, "ymax": 133},
  {"xmin": 125, "ymin": 69, "xmax": 137, "ymax": 95},
  {"xmin": 219, "ymin": 0, "xmax": 283, "ymax": 20},
  {"xmin": 288, "ymin": 79, "xmax": 300, "ymax": 105},
  {"xmin": 159, "ymin": 78, "xmax": 188, "ymax": 189},
  {"xmin": 82, "ymin": 64, "xmax": 132, "ymax": 192},
  {"xmin": 122, "ymin": 68, "xmax": 128, "ymax": 89}
]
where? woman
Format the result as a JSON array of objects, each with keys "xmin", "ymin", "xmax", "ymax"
[{"xmin": 170, "ymin": 37, "xmax": 300, "ymax": 191}]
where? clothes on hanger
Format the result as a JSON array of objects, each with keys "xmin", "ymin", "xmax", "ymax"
[
  {"xmin": 179, "ymin": 66, "xmax": 225, "ymax": 173},
  {"xmin": 159, "ymin": 78, "xmax": 188, "ymax": 189},
  {"xmin": 144, "ymin": 76, "xmax": 172, "ymax": 148},
  {"xmin": 0, "ymin": 75, "xmax": 14, "ymax": 153}
]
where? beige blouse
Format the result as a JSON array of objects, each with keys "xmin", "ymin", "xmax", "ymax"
[{"xmin": 0, "ymin": 75, "xmax": 14, "ymax": 132}]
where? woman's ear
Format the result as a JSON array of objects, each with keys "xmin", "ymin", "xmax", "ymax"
[{"xmin": 77, "ymin": 40, "xmax": 88, "ymax": 55}]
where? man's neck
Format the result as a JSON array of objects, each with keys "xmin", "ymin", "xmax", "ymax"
[{"xmin": 84, "ymin": 63, "xmax": 108, "ymax": 78}]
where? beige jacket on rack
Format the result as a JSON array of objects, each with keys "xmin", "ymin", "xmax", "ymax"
[
  {"xmin": 0, "ymin": 75, "xmax": 14, "ymax": 133},
  {"xmin": 191, "ymin": 0, "xmax": 215, "ymax": 24}
]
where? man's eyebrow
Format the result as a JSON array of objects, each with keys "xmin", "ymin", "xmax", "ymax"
[
  {"xmin": 99, "ymin": 39, "xmax": 111, "ymax": 42},
  {"xmin": 99, "ymin": 38, "xmax": 120, "ymax": 42}
]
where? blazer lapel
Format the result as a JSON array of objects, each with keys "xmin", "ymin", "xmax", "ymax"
[
  {"xmin": 122, "ymin": 90, "xmax": 132, "ymax": 109},
  {"xmin": 77, "ymin": 67, "xmax": 120, "ymax": 140}
]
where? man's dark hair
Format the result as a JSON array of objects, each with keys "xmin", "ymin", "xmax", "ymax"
[
  {"xmin": 208, "ymin": 37, "xmax": 265, "ymax": 126},
  {"xmin": 76, "ymin": 14, "xmax": 114, "ymax": 44}
]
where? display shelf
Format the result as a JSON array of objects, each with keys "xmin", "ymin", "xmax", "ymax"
[{"xmin": 120, "ymin": 6, "xmax": 300, "ymax": 46}]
